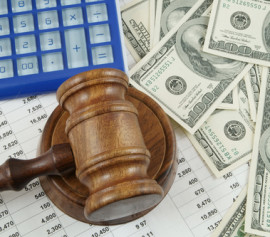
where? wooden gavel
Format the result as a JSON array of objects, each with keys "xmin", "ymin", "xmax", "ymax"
[{"xmin": 0, "ymin": 69, "xmax": 176, "ymax": 225}]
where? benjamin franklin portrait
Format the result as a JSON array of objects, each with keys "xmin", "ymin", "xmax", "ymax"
[
  {"xmin": 176, "ymin": 17, "xmax": 246, "ymax": 80},
  {"xmin": 263, "ymin": 11, "xmax": 270, "ymax": 51},
  {"xmin": 161, "ymin": 0, "xmax": 197, "ymax": 34},
  {"xmin": 259, "ymin": 126, "xmax": 270, "ymax": 172}
]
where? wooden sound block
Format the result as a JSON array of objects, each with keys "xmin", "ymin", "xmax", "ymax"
[{"xmin": 38, "ymin": 87, "xmax": 177, "ymax": 225}]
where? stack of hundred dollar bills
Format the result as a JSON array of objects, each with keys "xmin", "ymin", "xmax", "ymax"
[{"xmin": 121, "ymin": 0, "xmax": 270, "ymax": 236}]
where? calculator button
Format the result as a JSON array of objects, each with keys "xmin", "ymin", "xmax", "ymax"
[
  {"xmin": 86, "ymin": 0, "xmax": 102, "ymax": 2},
  {"xmin": 36, "ymin": 0, "xmax": 57, "ymax": 9},
  {"xmin": 0, "ymin": 18, "xmax": 10, "ymax": 36},
  {"xmin": 38, "ymin": 11, "xmax": 59, "ymax": 30},
  {"xmin": 11, "ymin": 0, "xmax": 32, "ymax": 13},
  {"xmin": 89, "ymin": 24, "xmax": 111, "ymax": 44},
  {"xmin": 92, "ymin": 45, "xmax": 113, "ymax": 65},
  {"xmin": 15, "ymin": 35, "xmax": 37, "ymax": 55},
  {"xmin": 62, "ymin": 7, "xmax": 83, "ymax": 26},
  {"xmin": 0, "ymin": 60, "xmax": 13, "ymax": 79},
  {"xmin": 0, "ymin": 39, "xmax": 12, "ymax": 57},
  {"xmin": 0, "ymin": 1, "xmax": 8, "ymax": 15},
  {"xmin": 17, "ymin": 56, "xmax": 39, "ymax": 76},
  {"xmin": 42, "ymin": 52, "xmax": 64, "ymax": 72},
  {"xmin": 13, "ymin": 14, "xmax": 35, "ymax": 33},
  {"xmin": 40, "ymin": 31, "xmax": 61, "ymax": 51},
  {"xmin": 86, "ymin": 4, "xmax": 108, "ymax": 23},
  {"xmin": 61, "ymin": 0, "xmax": 81, "ymax": 5},
  {"xmin": 64, "ymin": 28, "xmax": 89, "ymax": 69}
]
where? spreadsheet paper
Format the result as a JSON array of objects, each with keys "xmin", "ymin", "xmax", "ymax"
[
  {"xmin": 0, "ymin": 1, "xmax": 248, "ymax": 236},
  {"xmin": 0, "ymin": 92, "xmax": 248, "ymax": 237}
]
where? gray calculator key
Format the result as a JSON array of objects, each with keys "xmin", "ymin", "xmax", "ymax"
[
  {"xmin": 38, "ymin": 11, "xmax": 59, "ymax": 30},
  {"xmin": 36, "ymin": 0, "xmax": 57, "ymax": 9},
  {"xmin": 42, "ymin": 52, "xmax": 64, "ymax": 72},
  {"xmin": 11, "ymin": 0, "xmax": 32, "ymax": 13},
  {"xmin": 0, "ymin": 39, "xmax": 12, "ymax": 57},
  {"xmin": 64, "ymin": 28, "xmax": 89, "ymax": 69},
  {"xmin": 61, "ymin": 0, "xmax": 81, "ymax": 5},
  {"xmin": 92, "ymin": 45, "xmax": 113, "ymax": 65},
  {"xmin": 0, "ymin": 60, "xmax": 13, "ymax": 79},
  {"xmin": 13, "ymin": 14, "xmax": 35, "ymax": 33},
  {"xmin": 89, "ymin": 24, "xmax": 111, "ymax": 44},
  {"xmin": 15, "ymin": 35, "xmax": 37, "ymax": 55},
  {"xmin": 40, "ymin": 31, "xmax": 61, "ymax": 51},
  {"xmin": 0, "ymin": 0, "xmax": 8, "ymax": 15},
  {"xmin": 17, "ymin": 56, "xmax": 39, "ymax": 76},
  {"xmin": 0, "ymin": 18, "xmax": 10, "ymax": 36},
  {"xmin": 86, "ymin": 3, "xmax": 108, "ymax": 23},
  {"xmin": 62, "ymin": 7, "xmax": 83, "ymax": 26}
]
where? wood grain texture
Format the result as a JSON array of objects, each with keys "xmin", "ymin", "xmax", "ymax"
[
  {"xmin": 57, "ymin": 69, "xmax": 165, "ymax": 222},
  {"xmin": 39, "ymin": 89, "xmax": 176, "ymax": 225},
  {"xmin": 0, "ymin": 143, "xmax": 74, "ymax": 191},
  {"xmin": 39, "ymin": 68, "xmax": 177, "ymax": 225}
]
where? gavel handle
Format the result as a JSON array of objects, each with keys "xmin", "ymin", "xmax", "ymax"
[{"xmin": 0, "ymin": 143, "xmax": 75, "ymax": 191}]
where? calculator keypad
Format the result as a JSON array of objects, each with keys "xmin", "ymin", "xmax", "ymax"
[
  {"xmin": 89, "ymin": 24, "xmax": 111, "ymax": 44},
  {"xmin": 92, "ymin": 45, "xmax": 113, "ymax": 65},
  {"xmin": 86, "ymin": 4, "xmax": 108, "ymax": 23},
  {"xmin": 0, "ymin": 1, "xmax": 8, "ymax": 15},
  {"xmin": 0, "ymin": 60, "xmax": 14, "ymax": 79},
  {"xmin": 11, "ymin": 0, "xmax": 32, "ymax": 13},
  {"xmin": 15, "ymin": 35, "xmax": 37, "ymax": 54},
  {"xmin": 13, "ymin": 14, "xmax": 35, "ymax": 33},
  {"xmin": 36, "ymin": 0, "xmax": 57, "ymax": 9},
  {"xmin": 65, "ymin": 28, "xmax": 89, "ymax": 69},
  {"xmin": 62, "ymin": 7, "xmax": 84, "ymax": 26},
  {"xmin": 38, "ymin": 11, "xmax": 59, "ymax": 30},
  {"xmin": 42, "ymin": 52, "xmax": 64, "ymax": 72},
  {"xmin": 61, "ymin": 0, "xmax": 82, "ymax": 6},
  {"xmin": 0, "ymin": 18, "xmax": 10, "ymax": 36},
  {"xmin": 17, "ymin": 56, "xmax": 39, "ymax": 76},
  {"xmin": 40, "ymin": 31, "xmax": 61, "ymax": 51},
  {"xmin": 86, "ymin": 0, "xmax": 102, "ymax": 2},
  {"xmin": 0, "ymin": 39, "xmax": 12, "ymax": 57},
  {"xmin": 0, "ymin": 0, "xmax": 119, "ymax": 81}
]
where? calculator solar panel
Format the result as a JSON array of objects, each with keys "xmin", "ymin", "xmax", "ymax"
[{"xmin": 0, "ymin": 0, "xmax": 127, "ymax": 99}]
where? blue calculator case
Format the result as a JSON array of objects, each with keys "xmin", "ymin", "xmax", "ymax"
[{"xmin": 0, "ymin": 0, "xmax": 127, "ymax": 99}]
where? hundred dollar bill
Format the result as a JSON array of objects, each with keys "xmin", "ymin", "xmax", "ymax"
[
  {"xmin": 245, "ymin": 67, "xmax": 270, "ymax": 236},
  {"xmin": 153, "ymin": 0, "xmax": 198, "ymax": 46},
  {"xmin": 186, "ymin": 79, "xmax": 254, "ymax": 177},
  {"xmin": 217, "ymin": 88, "xmax": 239, "ymax": 110},
  {"xmin": 203, "ymin": 0, "xmax": 270, "ymax": 67},
  {"xmin": 244, "ymin": 65, "xmax": 261, "ymax": 122},
  {"xmin": 129, "ymin": 0, "xmax": 252, "ymax": 134},
  {"xmin": 157, "ymin": 1, "xmax": 241, "ymax": 111},
  {"xmin": 141, "ymin": 0, "xmax": 237, "ymax": 109},
  {"xmin": 211, "ymin": 186, "xmax": 258, "ymax": 237},
  {"xmin": 121, "ymin": 0, "xmax": 151, "ymax": 62}
]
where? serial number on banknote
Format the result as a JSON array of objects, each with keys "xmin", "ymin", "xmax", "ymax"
[
  {"xmin": 223, "ymin": 0, "xmax": 267, "ymax": 10},
  {"xmin": 203, "ymin": 124, "xmax": 240, "ymax": 158},
  {"xmin": 145, "ymin": 56, "xmax": 175, "ymax": 89}
]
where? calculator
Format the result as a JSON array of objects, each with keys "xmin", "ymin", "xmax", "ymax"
[{"xmin": 0, "ymin": 0, "xmax": 127, "ymax": 99}]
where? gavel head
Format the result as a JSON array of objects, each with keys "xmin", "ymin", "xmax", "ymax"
[{"xmin": 56, "ymin": 69, "xmax": 164, "ymax": 222}]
